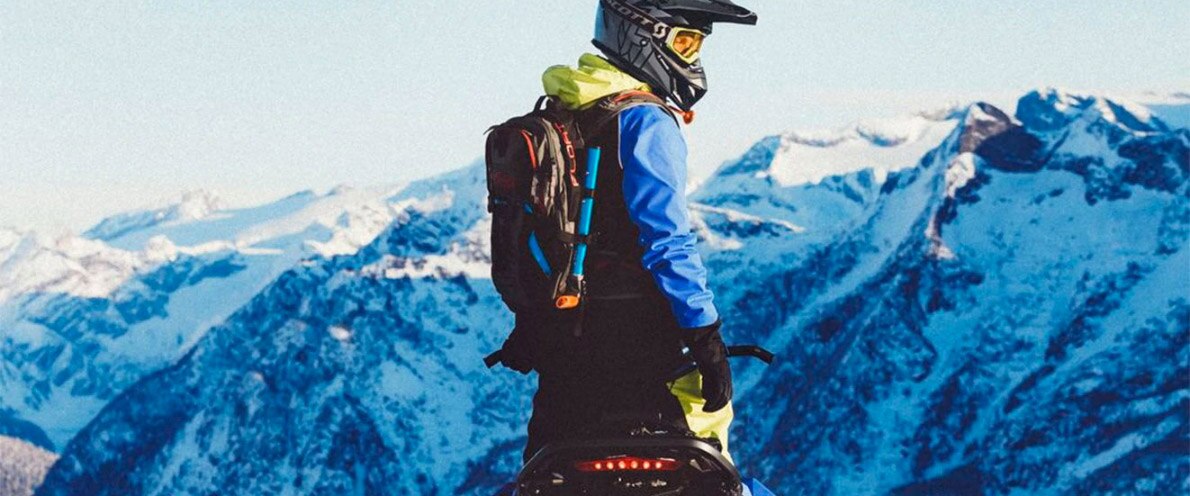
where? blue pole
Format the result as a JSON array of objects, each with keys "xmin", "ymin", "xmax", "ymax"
[{"xmin": 572, "ymin": 147, "xmax": 601, "ymax": 277}]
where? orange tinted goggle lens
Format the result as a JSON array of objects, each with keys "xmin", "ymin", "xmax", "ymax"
[{"xmin": 667, "ymin": 28, "xmax": 704, "ymax": 62}]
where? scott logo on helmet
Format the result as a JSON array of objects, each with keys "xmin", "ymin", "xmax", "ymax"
[{"xmin": 602, "ymin": 0, "xmax": 672, "ymax": 39}]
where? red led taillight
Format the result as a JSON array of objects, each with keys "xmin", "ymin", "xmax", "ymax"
[{"xmin": 574, "ymin": 456, "xmax": 680, "ymax": 472}]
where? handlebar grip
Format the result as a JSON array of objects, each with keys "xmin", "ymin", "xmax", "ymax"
[
  {"xmin": 726, "ymin": 345, "xmax": 775, "ymax": 364},
  {"xmin": 664, "ymin": 344, "xmax": 776, "ymax": 383}
]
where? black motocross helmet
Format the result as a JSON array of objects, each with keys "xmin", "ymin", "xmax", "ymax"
[{"xmin": 593, "ymin": 0, "xmax": 758, "ymax": 112}]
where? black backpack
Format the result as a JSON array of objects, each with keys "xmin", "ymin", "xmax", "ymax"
[{"xmin": 485, "ymin": 91, "xmax": 669, "ymax": 314}]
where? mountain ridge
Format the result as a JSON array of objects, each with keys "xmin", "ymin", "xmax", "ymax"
[{"xmin": 2, "ymin": 88, "xmax": 1185, "ymax": 495}]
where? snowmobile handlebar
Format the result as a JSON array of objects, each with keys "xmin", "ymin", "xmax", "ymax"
[
  {"xmin": 724, "ymin": 345, "xmax": 775, "ymax": 364},
  {"xmin": 663, "ymin": 345, "xmax": 775, "ymax": 383},
  {"xmin": 483, "ymin": 345, "xmax": 774, "ymax": 370}
]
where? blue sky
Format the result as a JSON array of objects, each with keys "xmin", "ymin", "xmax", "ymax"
[{"xmin": 2, "ymin": 0, "xmax": 1187, "ymax": 232}]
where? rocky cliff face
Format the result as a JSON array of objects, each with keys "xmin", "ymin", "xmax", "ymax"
[{"xmin": 18, "ymin": 89, "xmax": 1190, "ymax": 495}]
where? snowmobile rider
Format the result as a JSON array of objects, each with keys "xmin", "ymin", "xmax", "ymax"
[{"xmin": 498, "ymin": 0, "xmax": 758, "ymax": 462}]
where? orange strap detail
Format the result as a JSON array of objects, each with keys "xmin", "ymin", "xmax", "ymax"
[
  {"xmin": 669, "ymin": 107, "xmax": 696, "ymax": 125},
  {"xmin": 610, "ymin": 91, "xmax": 695, "ymax": 125},
  {"xmin": 613, "ymin": 90, "xmax": 658, "ymax": 104},
  {"xmin": 604, "ymin": 90, "xmax": 690, "ymax": 126},
  {"xmin": 519, "ymin": 130, "xmax": 538, "ymax": 169}
]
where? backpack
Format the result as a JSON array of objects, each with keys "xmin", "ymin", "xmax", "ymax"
[{"xmin": 485, "ymin": 91, "xmax": 670, "ymax": 314}]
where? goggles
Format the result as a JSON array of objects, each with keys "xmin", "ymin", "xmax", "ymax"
[{"xmin": 665, "ymin": 27, "xmax": 705, "ymax": 64}]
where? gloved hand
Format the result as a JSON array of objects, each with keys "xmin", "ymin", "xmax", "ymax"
[
  {"xmin": 499, "ymin": 313, "xmax": 538, "ymax": 375},
  {"xmin": 683, "ymin": 320, "xmax": 733, "ymax": 413}
]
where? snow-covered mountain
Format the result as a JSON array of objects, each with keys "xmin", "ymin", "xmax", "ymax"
[
  {"xmin": 711, "ymin": 89, "xmax": 1188, "ymax": 495},
  {"xmin": 35, "ymin": 167, "xmax": 525, "ymax": 495},
  {"xmin": 0, "ymin": 435, "xmax": 56, "ymax": 496},
  {"xmin": 0, "ymin": 185, "xmax": 404, "ymax": 451},
  {"xmin": 83, "ymin": 190, "xmax": 226, "ymax": 242},
  {"xmin": 12, "ymin": 88, "xmax": 1189, "ymax": 495}
]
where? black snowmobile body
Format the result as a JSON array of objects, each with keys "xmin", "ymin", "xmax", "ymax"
[
  {"xmin": 487, "ymin": 346, "xmax": 778, "ymax": 496},
  {"xmin": 506, "ymin": 428, "xmax": 744, "ymax": 496}
]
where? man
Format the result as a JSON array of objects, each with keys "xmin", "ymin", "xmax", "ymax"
[{"xmin": 499, "ymin": 0, "xmax": 758, "ymax": 462}]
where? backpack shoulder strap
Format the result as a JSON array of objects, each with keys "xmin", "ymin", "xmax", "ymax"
[{"xmin": 578, "ymin": 91, "xmax": 679, "ymax": 141}]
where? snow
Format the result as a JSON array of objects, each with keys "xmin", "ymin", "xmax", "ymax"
[
  {"xmin": 0, "ymin": 435, "xmax": 57, "ymax": 496},
  {"xmin": 14, "ymin": 385, "xmax": 111, "ymax": 452},
  {"xmin": 1144, "ymin": 99, "xmax": 1190, "ymax": 130},
  {"xmin": 0, "ymin": 183, "xmax": 425, "ymax": 451},
  {"xmin": 14, "ymin": 88, "xmax": 1189, "ymax": 495},
  {"xmin": 1035, "ymin": 87, "xmax": 1162, "ymax": 128},
  {"xmin": 692, "ymin": 204, "xmax": 806, "ymax": 234},
  {"xmin": 1056, "ymin": 241, "xmax": 1190, "ymax": 375},
  {"xmin": 364, "ymin": 221, "xmax": 492, "ymax": 280},
  {"xmin": 0, "ymin": 230, "xmax": 145, "ymax": 301},
  {"xmin": 145, "ymin": 412, "xmax": 216, "ymax": 496},
  {"xmin": 944, "ymin": 153, "xmax": 978, "ymax": 199},
  {"xmin": 328, "ymin": 325, "xmax": 352, "ymax": 342},
  {"xmin": 1068, "ymin": 416, "xmax": 1182, "ymax": 480},
  {"xmin": 377, "ymin": 361, "xmax": 424, "ymax": 400},
  {"xmin": 84, "ymin": 190, "xmax": 225, "ymax": 242},
  {"xmin": 764, "ymin": 112, "xmax": 959, "ymax": 187}
]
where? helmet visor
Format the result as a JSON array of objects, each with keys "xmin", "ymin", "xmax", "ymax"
[{"xmin": 666, "ymin": 27, "xmax": 705, "ymax": 64}]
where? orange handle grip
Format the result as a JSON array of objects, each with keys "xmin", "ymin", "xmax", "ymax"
[{"xmin": 555, "ymin": 295, "xmax": 581, "ymax": 310}]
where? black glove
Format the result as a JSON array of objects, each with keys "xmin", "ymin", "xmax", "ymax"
[
  {"xmin": 683, "ymin": 320, "xmax": 733, "ymax": 413},
  {"xmin": 499, "ymin": 313, "xmax": 538, "ymax": 375}
]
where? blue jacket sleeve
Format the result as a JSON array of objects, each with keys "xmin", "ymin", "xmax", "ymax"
[{"xmin": 618, "ymin": 105, "xmax": 719, "ymax": 329}]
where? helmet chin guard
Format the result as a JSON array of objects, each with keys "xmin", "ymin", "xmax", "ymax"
[{"xmin": 592, "ymin": 0, "xmax": 757, "ymax": 112}]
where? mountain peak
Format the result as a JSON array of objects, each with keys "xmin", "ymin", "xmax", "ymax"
[
  {"xmin": 84, "ymin": 190, "xmax": 225, "ymax": 242},
  {"xmin": 715, "ymin": 109, "xmax": 967, "ymax": 188},
  {"xmin": 915, "ymin": 103, "xmax": 971, "ymax": 122},
  {"xmin": 953, "ymin": 102, "xmax": 1022, "ymax": 156},
  {"xmin": 171, "ymin": 190, "xmax": 224, "ymax": 221},
  {"xmin": 1016, "ymin": 87, "xmax": 1169, "ymax": 134}
]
